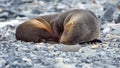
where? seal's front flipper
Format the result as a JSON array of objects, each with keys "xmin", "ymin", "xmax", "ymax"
[
  {"xmin": 79, "ymin": 39, "xmax": 102, "ymax": 44},
  {"xmin": 89, "ymin": 39, "xmax": 102, "ymax": 44}
]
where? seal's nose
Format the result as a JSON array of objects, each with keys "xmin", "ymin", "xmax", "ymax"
[
  {"xmin": 60, "ymin": 35, "xmax": 67, "ymax": 43},
  {"xmin": 60, "ymin": 35, "xmax": 71, "ymax": 45}
]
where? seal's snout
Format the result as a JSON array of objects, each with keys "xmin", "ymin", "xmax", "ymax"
[
  {"xmin": 60, "ymin": 35, "xmax": 68, "ymax": 44},
  {"xmin": 60, "ymin": 35, "xmax": 75, "ymax": 45}
]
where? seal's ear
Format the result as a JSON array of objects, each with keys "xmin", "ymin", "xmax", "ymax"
[
  {"xmin": 63, "ymin": 13, "xmax": 73, "ymax": 26},
  {"xmin": 64, "ymin": 20, "xmax": 74, "ymax": 30},
  {"xmin": 88, "ymin": 10, "xmax": 97, "ymax": 18}
]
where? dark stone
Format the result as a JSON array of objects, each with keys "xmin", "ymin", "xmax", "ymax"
[
  {"xmin": 75, "ymin": 63, "xmax": 82, "ymax": 67},
  {"xmin": 116, "ymin": 1, "xmax": 120, "ymax": 10},
  {"xmin": 0, "ymin": 16, "xmax": 8, "ymax": 21},
  {"xmin": 32, "ymin": 59, "xmax": 42, "ymax": 63},
  {"xmin": 41, "ymin": 0, "xmax": 53, "ymax": 2},
  {"xmin": 9, "ymin": 64, "xmax": 21, "ymax": 68},
  {"xmin": 115, "ymin": 14, "xmax": 120, "ymax": 23},
  {"xmin": 102, "ymin": 3, "xmax": 116, "ymax": 22},
  {"xmin": 32, "ymin": 9, "xmax": 42, "ymax": 14},
  {"xmin": 16, "ymin": 14, "xmax": 26, "ymax": 17}
]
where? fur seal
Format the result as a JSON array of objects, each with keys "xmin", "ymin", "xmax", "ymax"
[{"xmin": 16, "ymin": 9, "xmax": 100, "ymax": 45}]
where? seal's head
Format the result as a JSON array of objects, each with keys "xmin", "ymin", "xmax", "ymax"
[
  {"xmin": 60, "ymin": 12, "xmax": 99, "ymax": 45},
  {"xmin": 60, "ymin": 15, "xmax": 83, "ymax": 45}
]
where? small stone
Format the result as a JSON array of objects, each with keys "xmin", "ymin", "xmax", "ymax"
[
  {"xmin": 0, "ymin": 59, "xmax": 6, "ymax": 68},
  {"xmin": 106, "ymin": 34, "xmax": 120, "ymax": 38},
  {"xmin": 60, "ymin": 44, "xmax": 81, "ymax": 52},
  {"xmin": 0, "ymin": 8, "xmax": 3, "ymax": 13},
  {"xmin": 91, "ymin": 44, "xmax": 99, "ymax": 49},
  {"xmin": 33, "ymin": 64, "xmax": 44, "ymax": 68}
]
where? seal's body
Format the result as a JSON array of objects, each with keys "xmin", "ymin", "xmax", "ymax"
[{"xmin": 16, "ymin": 9, "xmax": 100, "ymax": 45}]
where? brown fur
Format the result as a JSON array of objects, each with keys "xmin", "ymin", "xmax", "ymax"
[{"xmin": 16, "ymin": 9, "xmax": 100, "ymax": 45}]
